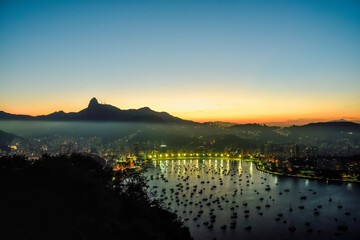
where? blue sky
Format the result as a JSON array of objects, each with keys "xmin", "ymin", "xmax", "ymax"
[{"xmin": 0, "ymin": 0, "xmax": 359, "ymax": 124}]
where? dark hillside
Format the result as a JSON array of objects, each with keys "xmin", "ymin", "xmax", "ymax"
[{"xmin": 0, "ymin": 154, "xmax": 192, "ymax": 240}]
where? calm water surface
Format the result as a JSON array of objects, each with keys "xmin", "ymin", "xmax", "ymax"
[{"xmin": 145, "ymin": 159, "xmax": 360, "ymax": 240}]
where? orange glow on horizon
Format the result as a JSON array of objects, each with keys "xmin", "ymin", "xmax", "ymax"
[{"xmin": 1, "ymin": 90, "xmax": 359, "ymax": 126}]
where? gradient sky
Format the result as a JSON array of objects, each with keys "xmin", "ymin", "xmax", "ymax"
[{"xmin": 0, "ymin": 0, "xmax": 359, "ymax": 125}]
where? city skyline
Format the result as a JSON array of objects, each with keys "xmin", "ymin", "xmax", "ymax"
[{"xmin": 1, "ymin": 0, "xmax": 360, "ymax": 125}]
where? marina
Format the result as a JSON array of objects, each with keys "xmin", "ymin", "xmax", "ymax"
[{"xmin": 146, "ymin": 159, "xmax": 360, "ymax": 240}]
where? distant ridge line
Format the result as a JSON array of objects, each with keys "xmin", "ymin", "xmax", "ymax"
[{"xmin": 0, "ymin": 98, "xmax": 359, "ymax": 128}]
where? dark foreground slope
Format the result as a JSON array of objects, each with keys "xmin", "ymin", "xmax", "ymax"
[{"xmin": 0, "ymin": 154, "xmax": 192, "ymax": 240}]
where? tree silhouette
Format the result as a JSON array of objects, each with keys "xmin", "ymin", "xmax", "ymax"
[{"xmin": 0, "ymin": 154, "xmax": 192, "ymax": 240}]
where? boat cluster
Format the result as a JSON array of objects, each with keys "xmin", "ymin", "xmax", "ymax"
[{"xmin": 147, "ymin": 160, "xmax": 356, "ymax": 237}]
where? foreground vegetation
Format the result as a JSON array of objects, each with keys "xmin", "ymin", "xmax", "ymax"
[{"xmin": 0, "ymin": 154, "xmax": 192, "ymax": 240}]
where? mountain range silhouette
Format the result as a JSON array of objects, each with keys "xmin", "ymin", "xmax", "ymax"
[
  {"xmin": 0, "ymin": 98, "xmax": 359, "ymax": 130},
  {"xmin": 0, "ymin": 97, "xmax": 191, "ymax": 123}
]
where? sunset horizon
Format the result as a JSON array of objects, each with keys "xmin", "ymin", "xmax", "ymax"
[
  {"xmin": 2, "ymin": 96, "xmax": 359, "ymax": 126},
  {"xmin": 1, "ymin": 0, "xmax": 359, "ymax": 127}
]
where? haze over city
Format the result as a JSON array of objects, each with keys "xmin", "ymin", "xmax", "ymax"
[{"xmin": 1, "ymin": 0, "xmax": 359, "ymax": 125}]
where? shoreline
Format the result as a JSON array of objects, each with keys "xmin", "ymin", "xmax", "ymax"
[
  {"xmin": 255, "ymin": 163, "xmax": 360, "ymax": 184},
  {"xmin": 146, "ymin": 157, "xmax": 253, "ymax": 162},
  {"xmin": 145, "ymin": 157, "xmax": 360, "ymax": 184}
]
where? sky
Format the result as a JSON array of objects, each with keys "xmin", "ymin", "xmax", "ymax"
[{"xmin": 0, "ymin": 0, "xmax": 359, "ymax": 125}]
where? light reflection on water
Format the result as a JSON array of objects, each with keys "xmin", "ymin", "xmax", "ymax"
[{"xmin": 145, "ymin": 159, "xmax": 360, "ymax": 240}]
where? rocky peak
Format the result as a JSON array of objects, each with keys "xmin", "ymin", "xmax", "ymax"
[{"xmin": 88, "ymin": 97, "xmax": 99, "ymax": 108}]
